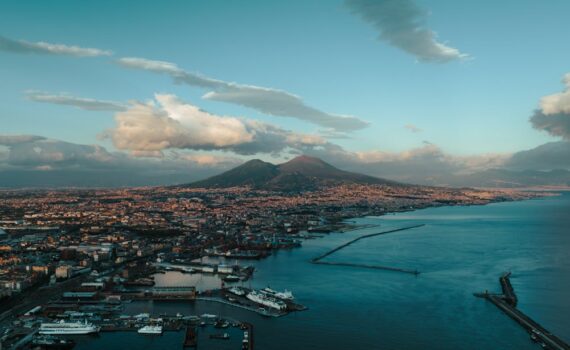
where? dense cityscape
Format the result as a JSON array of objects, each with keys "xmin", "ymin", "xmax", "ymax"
[{"xmin": 0, "ymin": 182, "xmax": 540, "ymax": 348}]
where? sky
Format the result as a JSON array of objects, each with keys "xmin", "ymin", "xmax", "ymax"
[{"xmin": 1, "ymin": 0, "xmax": 570, "ymax": 187}]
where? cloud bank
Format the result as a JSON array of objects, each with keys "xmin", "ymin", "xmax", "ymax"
[
  {"xmin": 117, "ymin": 57, "xmax": 368, "ymax": 132},
  {"xmin": 0, "ymin": 35, "xmax": 112, "ymax": 57},
  {"xmin": 345, "ymin": 0, "xmax": 467, "ymax": 63},
  {"xmin": 103, "ymin": 94, "xmax": 327, "ymax": 156},
  {"xmin": 26, "ymin": 91, "xmax": 127, "ymax": 111},
  {"xmin": 531, "ymin": 73, "xmax": 570, "ymax": 140},
  {"xmin": 0, "ymin": 135, "xmax": 240, "ymax": 187}
]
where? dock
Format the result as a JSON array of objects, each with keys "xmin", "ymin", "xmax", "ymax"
[
  {"xmin": 476, "ymin": 272, "xmax": 570, "ymax": 350},
  {"xmin": 183, "ymin": 326, "xmax": 198, "ymax": 348},
  {"xmin": 311, "ymin": 224, "xmax": 425, "ymax": 274}
]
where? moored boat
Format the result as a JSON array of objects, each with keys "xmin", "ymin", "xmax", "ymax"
[
  {"xmin": 32, "ymin": 335, "xmax": 76, "ymax": 349},
  {"xmin": 137, "ymin": 325, "xmax": 163, "ymax": 335},
  {"xmin": 39, "ymin": 320, "xmax": 100, "ymax": 335}
]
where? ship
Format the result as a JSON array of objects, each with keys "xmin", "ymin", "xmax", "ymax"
[
  {"xmin": 260, "ymin": 287, "xmax": 294, "ymax": 301},
  {"xmin": 246, "ymin": 291, "xmax": 287, "ymax": 310},
  {"xmin": 39, "ymin": 320, "xmax": 100, "ymax": 335},
  {"xmin": 32, "ymin": 335, "xmax": 76, "ymax": 349},
  {"xmin": 137, "ymin": 325, "xmax": 163, "ymax": 335}
]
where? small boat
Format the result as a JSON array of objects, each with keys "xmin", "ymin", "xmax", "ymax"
[
  {"xmin": 137, "ymin": 325, "xmax": 163, "ymax": 335},
  {"xmin": 214, "ymin": 319, "xmax": 230, "ymax": 328},
  {"xmin": 32, "ymin": 335, "xmax": 76, "ymax": 349},
  {"xmin": 223, "ymin": 274, "xmax": 240, "ymax": 282},
  {"xmin": 209, "ymin": 333, "xmax": 230, "ymax": 340}
]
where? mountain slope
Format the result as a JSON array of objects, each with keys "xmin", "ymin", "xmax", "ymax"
[
  {"xmin": 187, "ymin": 155, "xmax": 398, "ymax": 191},
  {"xmin": 190, "ymin": 159, "xmax": 279, "ymax": 188}
]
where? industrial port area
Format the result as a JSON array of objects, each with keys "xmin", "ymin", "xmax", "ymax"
[{"xmin": 0, "ymin": 254, "xmax": 306, "ymax": 349}]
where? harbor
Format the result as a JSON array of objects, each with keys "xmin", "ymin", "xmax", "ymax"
[{"xmin": 0, "ymin": 196, "xmax": 569, "ymax": 349}]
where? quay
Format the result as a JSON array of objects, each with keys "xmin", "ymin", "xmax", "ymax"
[
  {"xmin": 311, "ymin": 224, "xmax": 425, "ymax": 274},
  {"xmin": 196, "ymin": 296, "xmax": 285, "ymax": 317},
  {"xmin": 476, "ymin": 272, "xmax": 570, "ymax": 350},
  {"xmin": 197, "ymin": 288, "xmax": 307, "ymax": 317}
]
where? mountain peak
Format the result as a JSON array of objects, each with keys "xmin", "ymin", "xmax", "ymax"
[
  {"xmin": 187, "ymin": 155, "xmax": 397, "ymax": 191},
  {"xmin": 279, "ymin": 155, "xmax": 337, "ymax": 176},
  {"xmin": 287, "ymin": 155, "xmax": 327, "ymax": 164}
]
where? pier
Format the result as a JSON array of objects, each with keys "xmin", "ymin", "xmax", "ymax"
[
  {"xmin": 243, "ymin": 322, "xmax": 254, "ymax": 350},
  {"xmin": 476, "ymin": 273, "xmax": 570, "ymax": 350},
  {"xmin": 311, "ymin": 224, "xmax": 425, "ymax": 274}
]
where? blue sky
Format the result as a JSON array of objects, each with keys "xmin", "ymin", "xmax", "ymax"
[{"xmin": 1, "ymin": 0, "xmax": 570, "ymax": 187}]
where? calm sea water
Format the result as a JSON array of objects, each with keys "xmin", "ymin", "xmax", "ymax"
[{"xmin": 75, "ymin": 193, "xmax": 570, "ymax": 349}]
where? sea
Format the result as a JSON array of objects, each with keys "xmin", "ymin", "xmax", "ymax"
[{"xmin": 74, "ymin": 192, "xmax": 570, "ymax": 350}]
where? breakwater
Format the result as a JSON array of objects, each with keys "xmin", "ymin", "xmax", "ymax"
[
  {"xmin": 311, "ymin": 224, "xmax": 425, "ymax": 274},
  {"xmin": 476, "ymin": 272, "xmax": 570, "ymax": 350}
]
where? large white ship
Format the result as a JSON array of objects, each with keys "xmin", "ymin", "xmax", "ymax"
[
  {"xmin": 137, "ymin": 325, "xmax": 163, "ymax": 335},
  {"xmin": 246, "ymin": 291, "xmax": 287, "ymax": 310},
  {"xmin": 39, "ymin": 320, "xmax": 100, "ymax": 335},
  {"xmin": 260, "ymin": 287, "xmax": 294, "ymax": 301}
]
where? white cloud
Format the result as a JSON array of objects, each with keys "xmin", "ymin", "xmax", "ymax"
[
  {"xmin": 0, "ymin": 35, "xmax": 112, "ymax": 57},
  {"xmin": 103, "ymin": 94, "xmax": 327, "ymax": 156},
  {"xmin": 345, "ymin": 0, "xmax": 468, "ymax": 63},
  {"xmin": 531, "ymin": 73, "xmax": 570, "ymax": 140},
  {"xmin": 539, "ymin": 73, "xmax": 570, "ymax": 115},
  {"xmin": 117, "ymin": 57, "xmax": 368, "ymax": 132}
]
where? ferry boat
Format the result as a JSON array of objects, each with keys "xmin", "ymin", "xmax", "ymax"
[
  {"xmin": 137, "ymin": 325, "xmax": 163, "ymax": 335},
  {"xmin": 39, "ymin": 320, "xmax": 100, "ymax": 335},
  {"xmin": 260, "ymin": 287, "xmax": 294, "ymax": 301},
  {"xmin": 246, "ymin": 291, "xmax": 287, "ymax": 310}
]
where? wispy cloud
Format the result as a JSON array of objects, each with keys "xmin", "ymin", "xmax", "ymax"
[
  {"xmin": 345, "ymin": 0, "xmax": 468, "ymax": 63},
  {"xmin": 404, "ymin": 124, "xmax": 422, "ymax": 133},
  {"xmin": 0, "ymin": 35, "xmax": 112, "ymax": 57},
  {"xmin": 530, "ymin": 73, "xmax": 570, "ymax": 140},
  {"xmin": 102, "ymin": 94, "xmax": 327, "ymax": 156},
  {"xmin": 117, "ymin": 57, "xmax": 369, "ymax": 132},
  {"xmin": 26, "ymin": 91, "xmax": 127, "ymax": 111}
]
